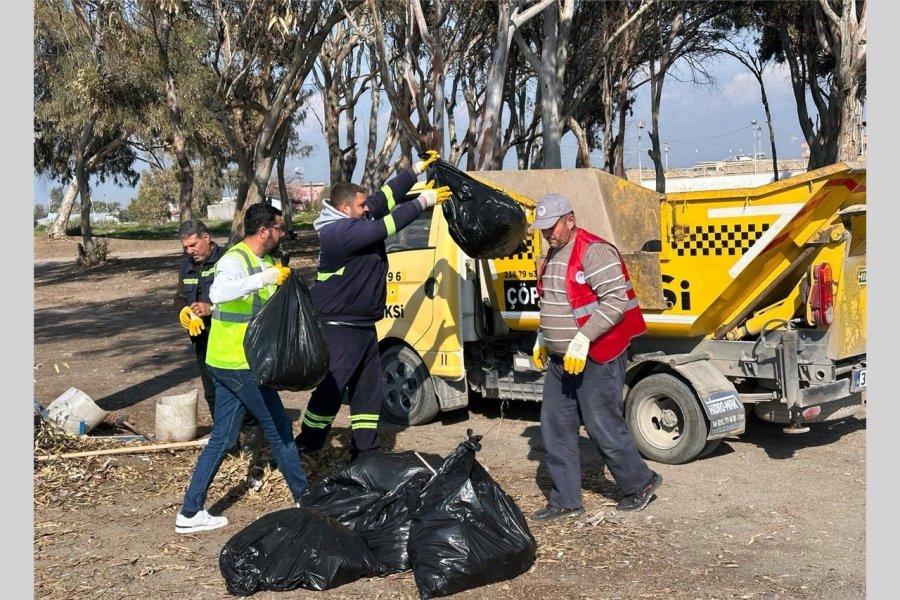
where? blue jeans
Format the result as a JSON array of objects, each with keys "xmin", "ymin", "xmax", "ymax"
[{"xmin": 181, "ymin": 366, "xmax": 308, "ymax": 514}]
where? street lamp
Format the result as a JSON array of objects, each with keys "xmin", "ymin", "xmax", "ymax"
[
  {"xmin": 664, "ymin": 140, "xmax": 669, "ymax": 172},
  {"xmin": 637, "ymin": 120, "xmax": 645, "ymax": 185},
  {"xmin": 750, "ymin": 119, "xmax": 758, "ymax": 175}
]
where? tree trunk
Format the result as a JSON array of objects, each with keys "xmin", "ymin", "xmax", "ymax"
[
  {"xmin": 153, "ymin": 7, "xmax": 194, "ymax": 223},
  {"xmin": 47, "ymin": 180, "xmax": 79, "ymax": 240},
  {"xmin": 49, "ymin": 110, "xmax": 98, "ymax": 240},
  {"xmin": 539, "ymin": 4, "xmax": 562, "ymax": 169}
]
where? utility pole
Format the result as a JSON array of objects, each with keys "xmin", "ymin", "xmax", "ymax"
[
  {"xmin": 750, "ymin": 119, "xmax": 758, "ymax": 175},
  {"xmin": 637, "ymin": 120, "xmax": 645, "ymax": 185}
]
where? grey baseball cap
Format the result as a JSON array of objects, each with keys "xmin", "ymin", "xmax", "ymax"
[{"xmin": 529, "ymin": 193, "xmax": 574, "ymax": 230}]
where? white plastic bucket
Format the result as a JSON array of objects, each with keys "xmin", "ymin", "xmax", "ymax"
[
  {"xmin": 46, "ymin": 387, "xmax": 109, "ymax": 435},
  {"xmin": 155, "ymin": 390, "xmax": 198, "ymax": 442}
]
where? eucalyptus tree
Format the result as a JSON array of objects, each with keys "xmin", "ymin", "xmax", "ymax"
[
  {"xmin": 757, "ymin": 0, "xmax": 865, "ymax": 168},
  {"xmin": 473, "ymin": 0, "xmax": 554, "ymax": 170},
  {"xmin": 197, "ymin": 0, "xmax": 363, "ymax": 240},
  {"xmin": 34, "ymin": 0, "xmax": 147, "ymax": 261},
  {"xmin": 140, "ymin": 0, "xmax": 225, "ymax": 222},
  {"xmin": 313, "ymin": 17, "xmax": 370, "ymax": 185},
  {"xmin": 639, "ymin": 1, "xmax": 730, "ymax": 192},
  {"xmin": 366, "ymin": 0, "xmax": 450, "ymax": 178},
  {"xmin": 438, "ymin": 1, "xmax": 496, "ymax": 169},
  {"xmin": 510, "ymin": 0, "xmax": 655, "ymax": 170},
  {"xmin": 717, "ymin": 25, "xmax": 781, "ymax": 180}
]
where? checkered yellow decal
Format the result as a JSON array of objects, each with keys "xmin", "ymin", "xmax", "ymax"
[
  {"xmin": 510, "ymin": 235, "xmax": 537, "ymax": 261},
  {"xmin": 671, "ymin": 223, "xmax": 770, "ymax": 257}
]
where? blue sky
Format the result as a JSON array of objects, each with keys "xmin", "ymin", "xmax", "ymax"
[{"xmin": 33, "ymin": 53, "xmax": 814, "ymax": 207}]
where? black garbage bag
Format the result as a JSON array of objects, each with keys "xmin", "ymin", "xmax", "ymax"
[
  {"xmin": 243, "ymin": 263, "xmax": 329, "ymax": 391},
  {"xmin": 407, "ymin": 430, "xmax": 537, "ymax": 599},
  {"xmin": 219, "ymin": 507, "xmax": 384, "ymax": 596},
  {"xmin": 355, "ymin": 470, "xmax": 431, "ymax": 573},
  {"xmin": 429, "ymin": 160, "xmax": 529, "ymax": 258},
  {"xmin": 300, "ymin": 450, "xmax": 442, "ymax": 529}
]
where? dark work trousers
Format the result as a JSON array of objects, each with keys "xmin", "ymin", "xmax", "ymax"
[
  {"xmin": 297, "ymin": 323, "xmax": 383, "ymax": 458},
  {"xmin": 193, "ymin": 333, "xmax": 258, "ymax": 430},
  {"xmin": 192, "ymin": 333, "xmax": 217, "ymax": 419},
  {"xmin": 540, "ymin": 352, "xmax": 654, "ymax": 509}
]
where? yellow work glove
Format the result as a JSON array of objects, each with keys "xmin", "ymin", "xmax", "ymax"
[
  {"xmin": 563, "ymin": 332, "xmax": 591, "ymax": 375},
  {"xmin": 188, "ymin": 313, "xmax": 205, "ymax": 336},
  {"xmin": 179, "ymin": 306, "xmax": 193, "ymax": 330},
  {"xmin": 179, "ymin": 307, "xmax": 205, "ymax": 337},
  {"xmin": 532, "ymin": 331, "xmax": 548, "ymax": 370},
  {"xmin": 260, "ymin": 265, "xmax": 291, "ymax": 287},
  {"xmin": 417, "ymin": 185, "xmax": 452, "ymax": 209},
  {"xmin": 413, "ymin": 150, "xmax": 440, "ymax": 175}
]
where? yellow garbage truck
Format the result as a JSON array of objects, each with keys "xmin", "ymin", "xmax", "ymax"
[{"xmin": 376, "ymin": 162, "xmax": 866, "ymax": 464}]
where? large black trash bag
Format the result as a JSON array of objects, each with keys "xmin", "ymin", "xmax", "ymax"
[
  {"xmin": 301, "ymin": 450, "xmax": 442, "ymax": 529},
  {"xmin": 243, "ymin": 256, "xmax": 329, "ymax": 391},
  {"xmin": 219, "ymin": 507, "xmax": 384, "ymax": 596},
  {"xmin": 407, "ymin": 430, "xmax": 537, "ymax": 599},
  {"xmin": 355, "ymin": 470, "xmax": 431, "ymax": 573},
  {"xmin": 430, "ymin": 160, "xmax": 529, "ymax": 258}
]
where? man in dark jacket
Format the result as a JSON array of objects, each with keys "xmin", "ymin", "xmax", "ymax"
[
  {"xmin": 295, "ymin": 152, "xmax": 450, "ymax": 460},
  {"xmin": 175, "ymin": 219, "xmax": 227, "ymax": 419},
  {"xmin": 175, "ymin": 220, "xmax": 262, "ymax": 470}
]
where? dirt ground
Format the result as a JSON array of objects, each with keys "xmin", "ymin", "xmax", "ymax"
[{"xmin": 33, "ymin": 233, "xmax": 867, "ymax": 600}]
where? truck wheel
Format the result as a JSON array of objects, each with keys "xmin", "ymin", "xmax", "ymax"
[
  {"xmin": 380, "ymin": 345, "xmax": 440, "ymax": 426},
  {"xmin": 625, "ymin": 373, "xmax": 710, "ymax": 465}
]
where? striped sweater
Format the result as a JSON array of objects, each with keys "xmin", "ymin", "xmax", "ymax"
[{"xmin": 538, "ymin": 239, "xmax": 630, "ymax": 357}]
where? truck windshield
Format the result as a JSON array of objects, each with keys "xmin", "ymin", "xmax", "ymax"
[{"xmin": 385, "ymin": 211, "xmax": 432, "ymax": 253}]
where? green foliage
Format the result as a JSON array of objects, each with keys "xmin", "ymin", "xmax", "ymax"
[
  {"xmin": 129, "ymin": 163, "xmax": 224, "ymax": 224},
  {"xmin": 48, "ymin": 187, "xmax": 65, "ymax": 212}
]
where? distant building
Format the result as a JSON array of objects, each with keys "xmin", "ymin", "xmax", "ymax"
[
  {"xmin": 206, "ymin": 182, "xmax": 326, "ymax": 221},
  {"xmin": 35, "ymin": 211, "xmax": 120, "ymax": 226}
]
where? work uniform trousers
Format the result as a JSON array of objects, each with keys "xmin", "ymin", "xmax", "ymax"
[
  {"xmin": 181, "ymin": 366, "xmax": 308, "ymax": 515},
  {"xmin": 540, "ymin": 352, "xmax": 654, "ymax": 509},
  {"xmin": 191, "ymin": 333, "xmax": 217, "ymax": 418},
  {"xmin": 297, "ymin": 323, "xmax": 383, "ymax": 458}
]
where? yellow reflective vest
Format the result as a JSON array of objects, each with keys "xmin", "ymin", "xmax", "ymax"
[{"xmin": 205, "ymin": 242, "xmax": 275, "ymax": 370}]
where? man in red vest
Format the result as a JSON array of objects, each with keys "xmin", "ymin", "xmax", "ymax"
[{"xmin": 529, "ymin": 193, "xmax": 662, "ymax": 521}]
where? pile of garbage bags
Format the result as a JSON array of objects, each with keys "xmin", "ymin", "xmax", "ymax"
[{"xmin": 219, "ymin": 431, "xmax": 537, "ymax": 598}]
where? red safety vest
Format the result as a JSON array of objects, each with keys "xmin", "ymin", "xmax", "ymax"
[{"xmin": 537, "ymin": 228, "xmax": 646, "ymax": 363}]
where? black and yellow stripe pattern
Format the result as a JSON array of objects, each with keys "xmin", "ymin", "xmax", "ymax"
[{"xmin": 671, "ymin": 223, "xmax": 770, "ymax": 257}]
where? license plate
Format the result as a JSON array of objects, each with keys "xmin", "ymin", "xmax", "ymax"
[{"xmin": 852, "ymin": 368, "xmax": 867, "ymax": 392}]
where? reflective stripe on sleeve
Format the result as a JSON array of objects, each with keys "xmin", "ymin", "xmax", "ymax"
[
  {"xmin": 317, "ymin": 267, "xmax": 346, "ymax": 281},
  {"xmin": 572, "ymin": 301, "xmax": 600, "ymax": 319},
  {"xmin": 384, "ymin": 214, "xmax": 397, "ymax": 236},
  {"xmin": 382, "ymin": 184, "xmax": 396, "ymax": 210}
]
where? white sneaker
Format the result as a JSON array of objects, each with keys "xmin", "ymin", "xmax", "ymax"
[{"xmin": 175, "ymin": 510, "xmax": 228, "ymax": 534}]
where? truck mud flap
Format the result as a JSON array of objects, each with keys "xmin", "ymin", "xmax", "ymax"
[
  {"xmin": 433, "ymin": 375, "xmax": 469, "ymax": 411},
  {"xmin": 632, "ymin": 354, "xmax": 746, "ymax": 439}
]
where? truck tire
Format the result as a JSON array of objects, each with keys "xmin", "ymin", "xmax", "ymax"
[
  {"xmin": 380, "ymin": 344, "xmax": 440, "ymax": 426},
  {"xmin": 625, "ymin": 373, "xmax": 711, "ymax": 465}
]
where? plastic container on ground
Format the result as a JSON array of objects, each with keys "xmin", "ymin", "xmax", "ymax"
[
  {"xmin": 46, "ymin": 387, "xmax": 109, "ymax": 435},
  {"xmin": 155, "ymin": 390, "xmax": 198, "ymax": 442}
]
